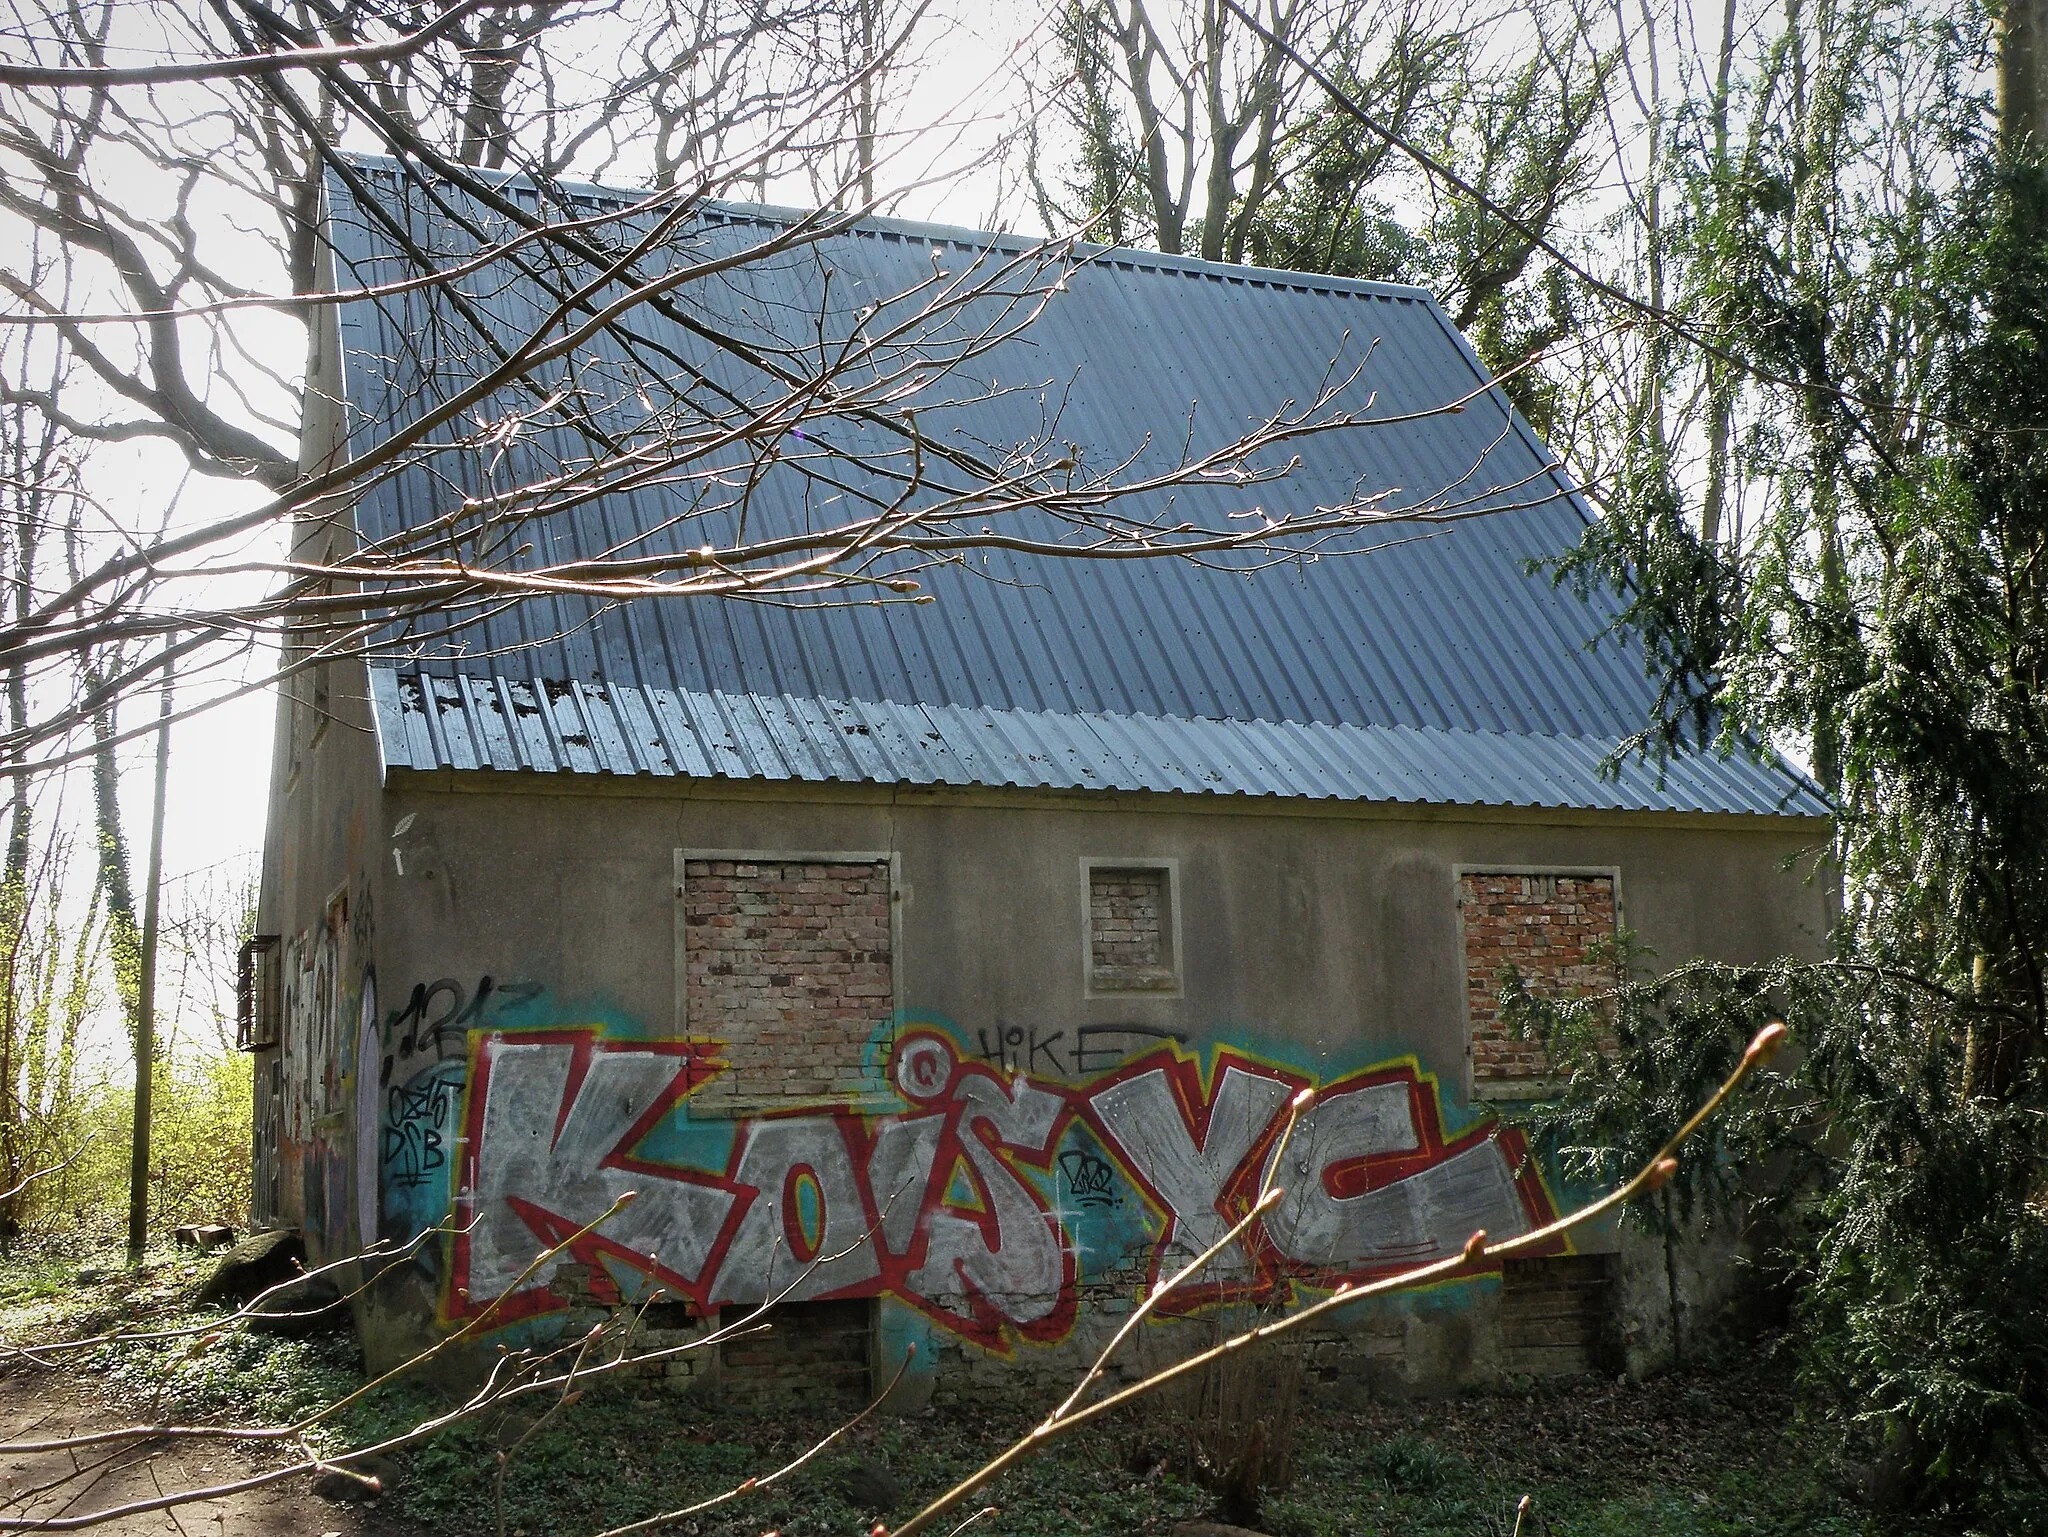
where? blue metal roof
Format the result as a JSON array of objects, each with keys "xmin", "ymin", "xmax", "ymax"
[{"xmin": 328, "ymin": 161, "xmax": 1826, "ymax": 818}]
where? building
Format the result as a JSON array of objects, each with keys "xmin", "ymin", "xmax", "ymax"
[{"xmin": 250, "ymin": 158, "xmax": 1830, "ymax": 1402}]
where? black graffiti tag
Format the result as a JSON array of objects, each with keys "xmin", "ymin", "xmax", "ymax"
[
  {"xmin": 380, "ymin": 975, "xmax": 541, "ymax": 1085},
  {"xmin": 383, "ymin": 1067, "xmax": 461, "ymax": 1191},
  {"xmin": 1058, "ymin": 1147, "xmax": 1119, "ymax": 1209},
  {"xmin": 977, "ymin": 1022, "xmax": 1190, "ymax": 1076}
]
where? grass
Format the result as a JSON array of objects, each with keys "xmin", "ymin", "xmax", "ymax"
[
  {"xmin": 0, "ymin": 1240, "xmax": 364, "ymax": 1444},
  {"xmin": 0, "ymin": 1247, "xmax": 1935, "ymax": 1537},
  {"xmin": 337, "ymin": 1348, "xmax": 1896, "ymax": 1537},
  {"xmin": 0, "ymin": 1239, "xmax": 220, "ymax": 1342}
]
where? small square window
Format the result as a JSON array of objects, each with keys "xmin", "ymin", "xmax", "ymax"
[{"xmin": 1083, "ymin": 860, "xmax": 1179, "ymax": 995}]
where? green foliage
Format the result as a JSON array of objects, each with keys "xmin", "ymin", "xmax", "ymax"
[
  {"xmin": 1507, "ymin": 950, "xmax": 2048, "ymax": 1524},
  {"xmin": 1543, "ymin": 466, "xmax": 1739, "ymax": 764},
  {"xmin": 1516, "ymin": 0, "xmax": 2048, "ymax": 1519},
  {"xmin": 14, "ymin": 1054, "xmax": 253, "ymax": 1246},
  {"xmin": 350, "ymin": 1366, "xmax": 1892, "ymax": 1537},
  {"xmin": 92, "ymin": 1320, "xmax": 363, "ymax": 1431},
  {"xmin": 138, "ymin": 1052, "xmax": 255, "ymax": 1229},
  {"xmin": 0, "ymin": 1252, "xmax": 1922, "ymax": 1537},
  {"xmin": 1234, "ymin": 4, "xmax": 1609, "ymax": 427},
  {"xmin": 1359, "ymin": 1432, "xmax": 1463, "ymax": 1493},
  {"xmin": 1026, "ymin": 0, "xmax": 1607, "ymax": 427},
  {"xmin": 1503, "ymin": 940, "xmax": 1795, "ymax": 1233},
  {"xmin": 3, "ymin": 827, "xmax": 251, "ymax": 1251},
  {"xmin": 1027, "ymin": 2, "xmax": 1152, "ymax": 249}
]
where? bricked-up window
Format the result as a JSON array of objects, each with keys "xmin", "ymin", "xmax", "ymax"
[
  {"xmin": 1461, "ymin": 872, "xmax": 1617, "ymax": 1092},
  {"xmin": 1085, "ymin": 861, "xmax": 1178, "ymax": 993},
  {"xmin": 1500, "ymin": 1254, "xmax": 1616, "ymax": 1376},
  {"xmin": 682, "ymin": 856, "xmax": 895, "ymax": 1108}
]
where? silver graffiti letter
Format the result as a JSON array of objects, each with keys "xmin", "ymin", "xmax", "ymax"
[
  {"xmin": 709, "ymin": 1117, "xmax": 882, "ymax": 1304},
  {"xmin": 908, "ymin": 1075, "xmax": 1066, "ymax": 1325},
  {"xmin": 467, "ymin": 1041, "xmax": 734, "ymax": 1303},
  {"xmin": 1262, "ymin": 1081, "xmax": 1530, "ymax": 1267},
  {"xmin": 1089, "ymin": 1065, "xmax": 1292, "ymax": 1281}
]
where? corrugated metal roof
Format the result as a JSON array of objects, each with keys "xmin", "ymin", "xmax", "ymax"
[
  {"xmin": 367, "ymin": 668, "xmax": 1826, "ymax": 815},
  {"xmin": 329, "ymin": 159, "xmax": 1827, "ymax": 818}
]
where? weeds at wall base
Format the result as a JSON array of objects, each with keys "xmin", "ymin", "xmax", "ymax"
[{"xmin": 1, "ymin": 1253, "xmax": 1995, "ymax": 1537}]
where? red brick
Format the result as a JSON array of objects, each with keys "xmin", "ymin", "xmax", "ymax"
[
  {"xmin": 686, "ymin": 858, "xmax": 892, "ymax": 1103},
  {"xmin": 1462, "ymin": 873, "xmax": 1617, "ymax": 1085}
]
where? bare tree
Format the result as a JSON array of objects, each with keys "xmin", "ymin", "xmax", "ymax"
[
  {"xmin": 1027, "ymin": 0, "xmax": 1341, "ymax": 260},
  {"xmin": 0, "ymin": 0, "xmax": 1573, "ymax": 783},
  {"xmin": 1024, "ymin": 0, "xmax": 1616, "ymax": 431}
]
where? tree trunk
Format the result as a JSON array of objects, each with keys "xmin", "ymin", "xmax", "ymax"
[
  {"xmin": 2001, "ymin": 0, "xmax": 2048, "ymax": 159},
  {"xmin": 1700, "ymin": 0, "xmax": 1740, "ymax": 545},
  {"xmin": 125, "ymin": 673, "xmax": 173, "ymax": 1265},
  {"xmin": 856, "ymin": 0, "xmax": 880, "ymax": 206},
  {"xmin": 1662, "ymin": 1187, "xmax": 1684, "ymax": 1364},
  {"xmin": 1115, "ymin": 1, "xmax": 1185, "ymax": 253},
  {"xmin": 89, "ymin": 680, "xmax": 140, "ymax": 1021}
]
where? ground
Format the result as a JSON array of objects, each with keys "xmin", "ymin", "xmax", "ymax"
[
  {"xmin": 0, "ymin": 1372, "xmax": 405, "ymax": 1537},
  {"xmin": 0, "ymin": 1245, "xmax": 399, "ymax": 1535},
  {"xmin": 0, "ymin": 1247, "xmax": 1916, "ymax": 1537}
]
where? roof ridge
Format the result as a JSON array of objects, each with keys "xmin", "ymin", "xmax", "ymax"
[{"xmin": 331, "ymin": 150, "xmax": 1436, "ymax": 304}]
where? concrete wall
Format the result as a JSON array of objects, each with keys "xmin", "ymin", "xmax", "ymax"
[
  {"xmin": 340, "ymin": 773, "xmax": 1829, "ymax": 1394},
  {"xmin": 366, "ymin": 780, "xmax": 1828, "ymax": 1090},
  {"xmin": 249, "ymin": 634, "xmax": 382, "ymax": 1263},
  {"xmin": 249, "ymin": 277, "xmax": 383, "ymax": 1264}
]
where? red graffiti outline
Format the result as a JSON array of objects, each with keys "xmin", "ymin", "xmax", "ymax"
[
  {"xmin": 441, "ymin": 1025, "xmax": 1561, "ymax": 1347},
  {"xmin": 444, "ymin": 1029, "xmax": 728, "ymax": 1327},
  {"xmin": 873, "ymin": 1027, "xmax": 1081, "ymax": 1354},
  {"xmin": 679, "ymin": 1029, "xmax": 1082, "ymax": 1353},
  {"xmin": 1248, "ymin": 1063, "xmax": 1564, "ymax": 1287},
  {"xmin": 1065, "ymin": 1042, "xmax": 1561, "ymax": 1309}
]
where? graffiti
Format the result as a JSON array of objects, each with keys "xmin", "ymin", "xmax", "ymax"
[
  {"xmin": 372, "ymin": 974, "xmax": 543, "ymax": 1260},
  {"xmin": 975, "ymin": 1022, "xmax": 1188, "ymax": 1077},
  {"xmin": 254, "ymin": 1055, "xmax": 284, "ymax": 1225},
  {"xmin": 280, "ymin": 901, "xmax": 348, "ymax": 1147},
  {"xmin": 381, "ymin": 975, "xmax": 542, "ymax": 1086},
  {"xmin": 1058, "ymin": 1148, "xmax": 1118, "ymax": 1209},
  {"xmin": 354, "ymin": 976, "xmax": 381, "ymax": 1250},
  {"xmin": 460, "ymin": 1036, "xmax": 734, "ymax": 1307},
  {"xmin": 1089, "ymin": 1063, "xmax": 1291, "ymax": 1284},
  {"xmin": 272, "ymin": 884, "xmax": 367, "ymax": 1252},
  {"xmin": 384, "ymin": 1061, "xmax": 464, "ymax": 1192},
  {"xmin": 434, "ymin": 1023, "xmax": 1558, "ymax": 1352}
]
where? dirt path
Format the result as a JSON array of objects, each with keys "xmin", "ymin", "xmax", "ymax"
[{"xmin": 0, "ymin": 1368, "xmax": 410, "ymax": 1537}]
